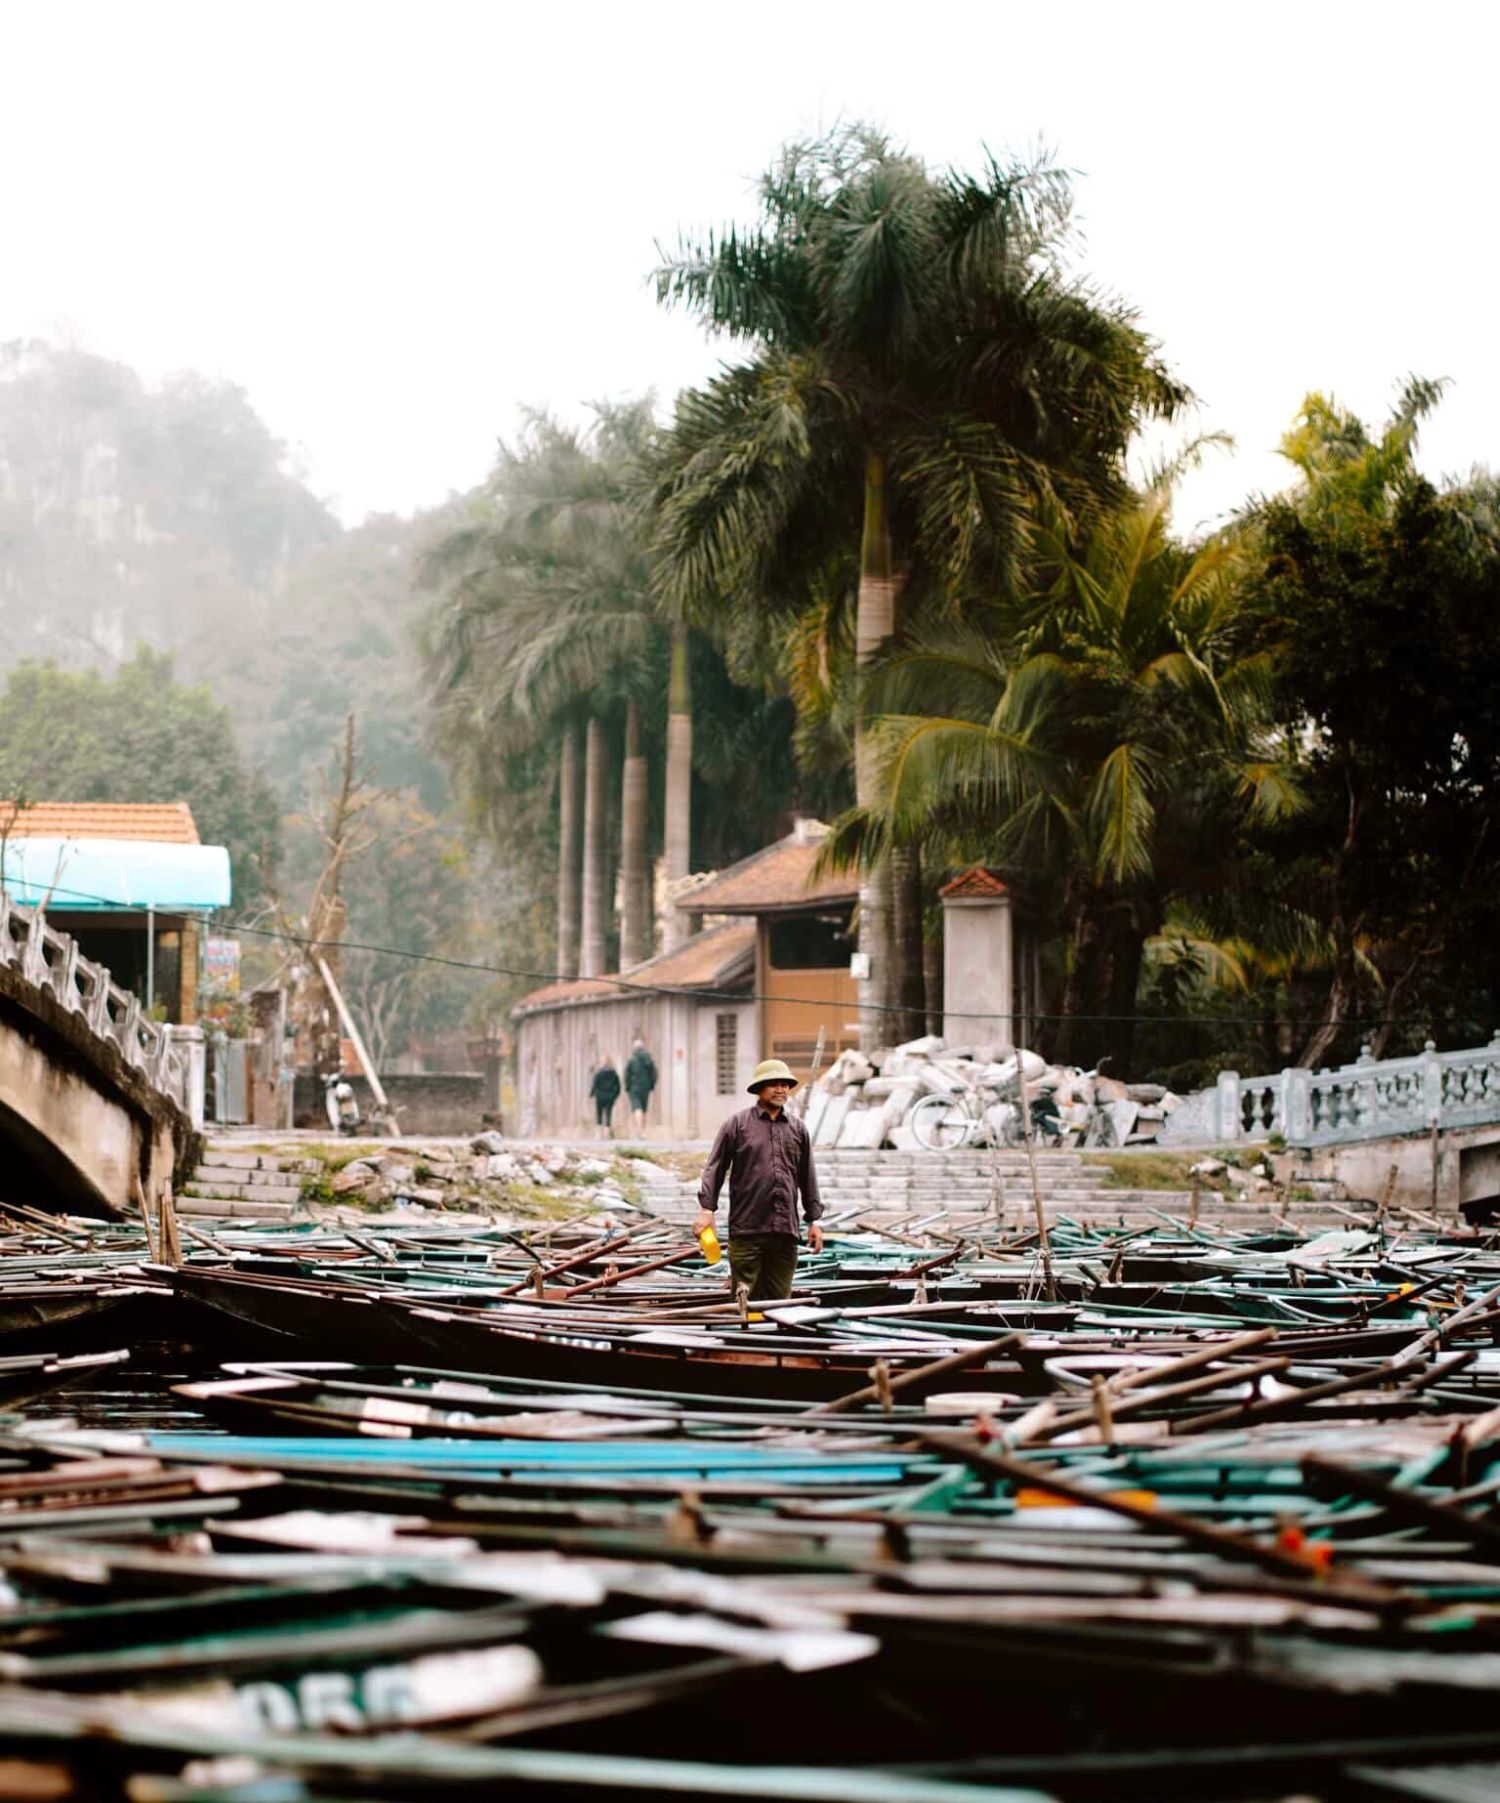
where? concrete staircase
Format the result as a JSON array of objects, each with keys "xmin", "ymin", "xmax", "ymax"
[
  {"xmin": 179, "ymin": 1148, "xmax": 317, "ymax": 1218},
  {"xmin": 177, "ymin": 1141, "xmax": 1346, "ymax": 1235},
  {"xmin": 645, "ymin": 1147, "xmax": 1210, "ymax": 1229}
]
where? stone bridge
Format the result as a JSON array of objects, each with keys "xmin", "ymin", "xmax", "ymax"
[{"xmin": 0, "ymin": 898, "xmax": 197, "ymax": 1216}]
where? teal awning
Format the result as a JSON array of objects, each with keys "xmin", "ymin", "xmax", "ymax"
[{"xmin": 0, "ymin": 837, "xmax": 232, "ymax": 913}]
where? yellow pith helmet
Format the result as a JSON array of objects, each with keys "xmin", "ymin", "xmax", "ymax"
[{"xmin": 748, "ymin": 1058, "xmax": 799, "ymax": 1093}]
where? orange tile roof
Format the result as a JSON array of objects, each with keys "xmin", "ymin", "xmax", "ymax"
[
  {"xmin": 939, "ymin": 865, "xmax": 1010, "ymax": 899},
  {"xmin": 677, "ymin": 830, "xmax": 858, "ymax": 916},
  {"xmin": 0, "ymin": 802, "xmax": 201, "ymax": 844},
  {"xmin": 514, "ymin": 921, "xmax": 756, "ymax": 1016}
]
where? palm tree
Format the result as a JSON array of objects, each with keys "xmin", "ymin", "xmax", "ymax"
[
  {"xmin": 652, "ymin": 125, "xmax": 1184, "ymax": 1043},
  {"xmin": 422, "ymin": 404, "xmax": 661, "ymax": 977},
  {"xmin": 825, "ymin": 482, "xmax": 1298, "ymax": 1071}
]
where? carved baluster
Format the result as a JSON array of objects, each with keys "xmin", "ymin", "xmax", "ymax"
[
  {"xmin": 20, "ymin": 914, "xmax": 45, "ymax": 987},
  {"xmin": 84, "ymin": 964, "xmax": 111, "ymax": 1035},
  {"xmin": 117, "ymin": 994, "xmax": 143, "ymax": 1066},
  {"xmin": 54, "ymin": 936, "xmax": 79, "ymax": 1008}
]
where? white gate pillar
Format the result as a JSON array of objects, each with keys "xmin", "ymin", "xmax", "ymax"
[{"xmin": 939, "ymin": 867, "xmax": 1015, "ymax": 1050}]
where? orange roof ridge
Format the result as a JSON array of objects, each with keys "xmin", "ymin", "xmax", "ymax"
[{"xmin": 938, "ymin": 865, "xmax": 1010, "ymax": 899}]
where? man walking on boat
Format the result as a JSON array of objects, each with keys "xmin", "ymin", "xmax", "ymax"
[{"xmin": 693, "ymin": 1058, "xmax": 824, "ymax": 1301}]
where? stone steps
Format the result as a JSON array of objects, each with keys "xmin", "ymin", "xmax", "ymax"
[
  {"xmin": 177, "ymin": 1196, "xmax": 298, "ymax": 1220},
  {"xmin": 643, "ymin": 1147, "xmax": 1353, "ymax": 1231},
  {"xmin": 182, "ymin": 1147, "xmax": 315, "ymax": 1219}
]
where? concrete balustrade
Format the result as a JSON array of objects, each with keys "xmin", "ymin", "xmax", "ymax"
[{"xmin": 1163, "ymin": 1034, "xmax": 1500, "ymax": 1149}]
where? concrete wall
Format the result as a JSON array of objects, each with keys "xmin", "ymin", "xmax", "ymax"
[
  {"xmin": 515, "ymin": 993, "xmax": 757, "ymax": 1140},
  {"xmin": 294, "ymin": 1072, "xmax": 488, "ymax": 1138},
  {"xmin": 0, "ymin": 961, "xmax": 188, "ymax": 1216},
  {"xmin": 1284, "ymin": 1121, "xmax": 1500, "ymax": 1212}
]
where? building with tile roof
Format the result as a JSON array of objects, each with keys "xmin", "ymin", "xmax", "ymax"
[
  {"xmin": 515, "ymin": 821, "xmax": 866, "ymax": 1139},
  {"xmin": 512, "ymin": 922, "xmax": 758, "ymax": 1139},
  {"xmin": 0, "ymin": 800, "xmax": 231, "ymax": 1026},
  {"xmin": 676, "ymin": 819, "xmax": 862, "ymax": 1089}
]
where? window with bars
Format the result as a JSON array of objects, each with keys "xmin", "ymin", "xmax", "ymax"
[{"xmin": 715, "ymin": 1013, "xmax": 738, "ymax": 1095}]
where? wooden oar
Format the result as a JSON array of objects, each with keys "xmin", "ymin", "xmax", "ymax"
[
  {"xmin": 1301, "ymin": 1452, "xmax": 1500, "ymax": 1552},
  {"xmin": 500, "ymin": 1226, "xmax": 653, "ymax": 1295},
  {"xmin": 805, "ymin": 1333, "xmax": 1020, "ymax": 1416},
  {"xmin": 563, "ymin": 1245, "xmax": 703, "ymax": 1297}
]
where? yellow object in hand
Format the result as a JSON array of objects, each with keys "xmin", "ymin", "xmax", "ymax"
[{"xmin": 698, "ymin": 1224, "xmax": 722, "ymax": 1265}]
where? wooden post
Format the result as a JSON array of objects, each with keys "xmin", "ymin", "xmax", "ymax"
[
  {"xmin": 1018, "ymin": 1071, "xmax": 1055, "ymax": 1301},
  {"xmin": 870, "ymin": 1358, "xmax": 894, "ymax": 1413},
  {"xmin": 314, "ymin": 954, "xmax": 396, "ymax": 1129},
  {"xmin": 1378, "ymin": 1161, "xmax": 1399, "ymax": 1228},
  {"xmin": 1090, "ymin": 1373, "xmax": 1116, "ymax": 1447}
]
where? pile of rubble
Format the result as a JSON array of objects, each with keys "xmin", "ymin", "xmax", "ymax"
[{"xmin": 804, "ymin": 1036, "xmax": 1180, "ymax": 1151}]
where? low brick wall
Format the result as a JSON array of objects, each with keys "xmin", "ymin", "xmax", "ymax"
[{"xmin": 294, "ymin": 1072, "xmax": 491, "ymax": 1137}]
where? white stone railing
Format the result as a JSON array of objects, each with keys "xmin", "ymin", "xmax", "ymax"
[
  {"xmin": 1161, "ymin": 1035, "xmax": 1500, "ymax": 1148},
  {"xmin": 0, "ymin": 894, "xmax": 191, "ymax": 1114}
]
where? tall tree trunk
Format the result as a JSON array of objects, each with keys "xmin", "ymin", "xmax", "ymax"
[
  {"xmin": 1298, "ymin": 923, "xmax": 1356, "ymax": 1069},
  {"xmin": 1300, "ymin": 790, "xmax": 1364, "ymax": 1069},
  {"xmin": 556, "ymin": 718, "xmax": 583, "ymax": 979},
  {"xmin": 891, "ymin": 842, "xmax": 926, "ymax": 1044},
  {"xmin": 619, "ymin": 699, "xmax": 650, "ymax": 970},
  {"xmin": 1052, "ymin": 886, "xmax": 1104, "ymax": 1068},
  {"xmin": 604, "ymin": 729, "xmax": 622, "ymax": 976},
  {"xmin": 579, "ymin": 715, "xmax": 609, "ymax": 979},
  {"xmin": 855, "ymin": 451, "xmax": 898, "ymax": 1049},
  {"xmin": 662, "ymin": 626, "xmax": 694, "ymax": 952},
  {"xmin": 923, "ymin": 912, "xmax": 944, "ymax": 1038},
  {"xmin": 1100, "ymin": 909, "xmax": 1149, "ymax": 1079}
]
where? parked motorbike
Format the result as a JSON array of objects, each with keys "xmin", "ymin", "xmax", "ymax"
[{"xmin": 323, "ymin": 1074, "xmax": 362, "ymax": 1136}]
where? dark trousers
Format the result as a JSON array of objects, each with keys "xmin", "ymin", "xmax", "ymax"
[
  {"xmin": 595, "ymin": 1099, "xmax": 615, "ymax": 1127},
  {"xmin": 727, "ymin": 1233, "xmax": 799, "ymax": 1301}
]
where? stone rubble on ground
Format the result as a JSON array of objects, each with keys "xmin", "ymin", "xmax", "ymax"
[
  {"xmin": 302, "ymin": 1133, "xmax": 687, "ymax": 1217},
  {"xmin": 182, "ymin": 1129, "xmax": 692, "ymax": 1222}
]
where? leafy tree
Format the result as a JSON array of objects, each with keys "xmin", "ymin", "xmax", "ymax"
[
  {"xmin": 0, "ymin": 649, "xmax": 281, "ymax": 905},
  {"xmin": 652, "ymin": 125, "xmax": 1184, "ymax": 1040},
  {"xmin": 1245, "ymin": 403, "xmax": 1500, "ymax": 1063}
]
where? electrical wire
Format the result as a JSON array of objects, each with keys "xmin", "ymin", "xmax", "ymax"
[{"xmin": 4, "ymin": 873, "xmax": 1450, "ymax": 1035}]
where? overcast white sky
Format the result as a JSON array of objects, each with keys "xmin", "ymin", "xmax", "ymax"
[{"xmin": 3, "ymin": 0, "xmax": 1494, "ymax": 535}]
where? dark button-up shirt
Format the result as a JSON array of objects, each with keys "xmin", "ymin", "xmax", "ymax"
[{"xmin": 697, "ymin": 1104, "xmax": 823, "ymax": 1237}]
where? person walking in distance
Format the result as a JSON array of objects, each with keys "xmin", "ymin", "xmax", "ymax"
[
  {"xmin": 589, "ymin": 1055, "xmax": 621, "ymax": 1138},
  {"xmin": 693, "ymin": 1059, "xmax": 823, "ymax": 1302},
  {"xmin": 623, "ymin": 1037, "xmax": 658, "ymax": 1136}
]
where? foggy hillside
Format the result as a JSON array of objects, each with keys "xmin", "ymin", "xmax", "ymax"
[{"xmin": 0, "ymin": 339, "xmax": 339, "ymax": 675}]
